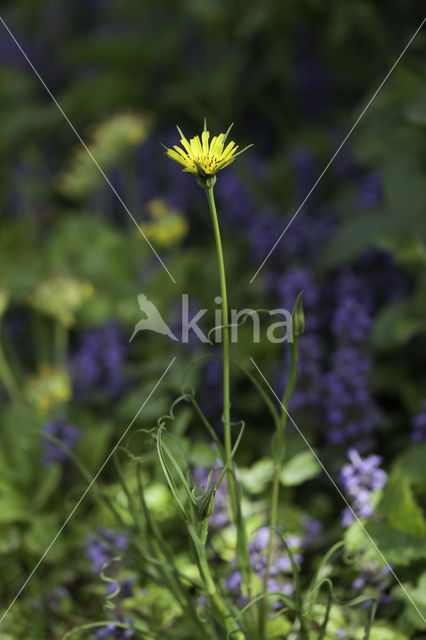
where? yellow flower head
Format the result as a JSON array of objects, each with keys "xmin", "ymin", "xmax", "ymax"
[
  {"xmin": 140, "ymin": 198, "xmax": 189, "ymax": 247},
  {"xmin": 165, "ymin": 122, "xmax": 252, "ymax": 185}
]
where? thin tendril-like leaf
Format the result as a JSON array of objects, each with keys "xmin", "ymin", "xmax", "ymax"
[
  {"xmin": 307, "ymin": 540, "xmax": 344, "ymax": 611},
  {"xmin": 229, "ymin": 590, "xmax": 296, "ymax": 631},
  {"xmin": 61, "ymin": 620, "xmax": 149, "ymax": 640},
  {"xmin": 156, "ymin": 425, "xmax": 188, "ymax": 518},
  {"xmin": 236, "ymin": 361, "xmax": 280, "ymax": 428},
  {"xmin": 161, "ymin": 439, "xmax": 196, "ymax": 506},
  {"xmin": 317, "ymin": 579, "xmax": 333, "ymax": 640},
  {"xmin": 206, "ymin": 308, "xmax": 273, "ymax": 346},
  {"xmin": 364, "ymin": 599, "xmax": 378, "ymax": 640},
  {"xmin": 99, "ymin": 556, "xmax": 122, "ymax": 609},
  {"xmin": 189, "ymin": 395, "xmax": 224, "ymax": 458}
]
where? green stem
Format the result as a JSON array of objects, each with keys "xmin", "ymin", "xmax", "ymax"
[
  {"xmin": 261, "ymin": 339, "xmax": 299, "ymax": 636},
  {"xmin": 205, "ymin": 186, "xmax": 255, "ymax": 631},
  {"xmin": 0, "ymin": 332, "xmax": 19, "ymax": 400},
  {"xmin": 190, "ymin": 524, "xmax": 243, "ymax": 639},
  {"xmin": 204, "ymin": 186, "xmax": 232, "ymax": 463}
]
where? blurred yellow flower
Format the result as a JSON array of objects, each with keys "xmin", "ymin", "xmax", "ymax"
[
  {"xmin": 25, "ymin": 365, "xmax": 71, "ymax": 412},
  {"xmin": 56, "ymin": 112, "xmax": 151, "ymax": 198},
  {"xmin": 140, "ymin": 198, "xmax": 188, "ymax": 248},
  {"xmin": 30, "ymin": 276, "xmax": 94, "ymax": 327}
]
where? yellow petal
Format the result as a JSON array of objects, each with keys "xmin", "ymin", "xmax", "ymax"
[
  {"xmin": 202, "ymin": 130, "xmax": 210, "ymax": 154},
  {"xmin": 167, "ymin": 149, "xmax": 189, "ymax": 168},
  {"xmin": 222, "ymin": 141, "xmax": 236, "ymax": 157},
  {"xmin": 173, "ymin": 145, "xmax": 190, "ymax": 160},
  {"xmin": 190, "ymin": 135, "xmax": 202, "ymax": 158},
  {"xmin": 210, "ymin": 134, "xmax": 224, "ymax": 156},
  {"xmin": 180, "ymin": 137, "xmax": 192, "ymax": 155}
]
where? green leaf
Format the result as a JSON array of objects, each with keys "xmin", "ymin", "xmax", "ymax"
[
  {"xmin": 79, "ymin": 420, "xmax": 114, "ymax": 472},
  {"xmin": 372, "ymin": 298, "xmax": 425, "ymax": 350},
  {"xmin": 378, "ymin": 470, "xmax": 426, "ymax": 536},
  {"xmin": 239, "ymin": 458, "xmax": 274, "ymax": 494},
  {"xmin": 33, "ymin": 465, "xmax": 62, "ymax": 510},
  {"xmin": 23, "ymin": 514, "xmax": 64, "ymax": 561},
  {"xmin": 367, "ymin": 625, "xmax": 409, "ymax": 640},
  {"xmin": 188, "ymin": 441, "xmax": 217, "ymax": 467},
  {"xmin": 0, "ymin": 482, "xmax": 31, "ymax": 524},
  {"xmin": 265, "ymin": 613, "xmax": 292, "ymax": 637},
  {"xmin": 345, "ymin": 519, "xmax": 426, "ymax": 567},
  {"xmin": 393, "ymin": 572, "xmax": 426, "ymax": 631},
  {"xmin": 320, "ymin": 210, "xmax": 388, "ymax": 270},
  {"xmin": 405, "ymin": 93, "xmax": 426, "ymax": 126},
  {"xmin": 393, "ymin": 443, "xmax": 426, "ymax": 489},
  {"xmin": 280, "ymin": 451, "xmax": 321, "ymax": 487}
]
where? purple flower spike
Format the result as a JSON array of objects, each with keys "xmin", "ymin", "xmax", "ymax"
[{"xmin": 340, "ymin": 448, "xmax": 386, "ymax": 527}]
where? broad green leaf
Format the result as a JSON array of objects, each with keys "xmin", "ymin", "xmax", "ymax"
[
  {"xmin": 23, "ymin": 514, "xmax": 64, "ymax": 561},
  {"xmin": 320, "ymin": 210, "xmax": 388, "ymax": 269},
  {"xmin": 33, "ymin": 465, "xmax": 62, "ymax": 510},
  {"xmin": 393, "ymin": 572, "xmax": 426, "ymax": 630},
  {"xmin": 372, "ymin": 298, "xmax": 424, "ymax": 350},
  {"xmin": 345, "ymin": 519, "xmax": 426, "ymax": 567},
  {"xmin": 188, "ymin": 441, "xmax": 217, "ymax": 467},
  {"xmin": 405, "ymin": 94, "xmax": 426, "ymax": 126},
  {"xmin": 265, "ymin": 613, "xmax": 292, "ymax": 637},
  {"xmin": 393, "ymin": 443, "xmax": 426, "ymax": 489},
  {"xmin": 367, "ymin": 625, "xmax": 409, "ymax": 640},
  {"xmin": 280, "ymin": 451, "xmax": 320, "ymax": 487},
  {"xmin": 239, "ymin": 458, "xmax": 274, "ymax": 494},
  {"xmin": 378, "ymin": 470, "xmax": 426, "ymax": 536}
]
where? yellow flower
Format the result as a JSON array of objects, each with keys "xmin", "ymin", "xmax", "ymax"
[
  {"xmin": 140, "ymin": 198, "xmax": 188, "ymax": 247},
  {"xmin": 165, "ymin": 122, "xmax": 251, "ymax": 181},
  {"xmin": 25, "ymin": 365, "xmax": 71, "ymax": 413}
]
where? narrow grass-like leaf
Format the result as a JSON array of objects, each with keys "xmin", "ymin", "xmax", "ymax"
[{"xmin": 364, "ymin": 599, "xmax": 378, "ymax": 640}]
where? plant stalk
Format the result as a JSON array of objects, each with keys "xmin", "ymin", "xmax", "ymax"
[
  {"xmin": 204, "ymin": 185, "xmax": 255, "ymax": 631},
  {"xmin": 261, "ymin": 338, "xmax": 299, "ymax": 636},
  {"xmin": 0, "ymin": 332, "xmax": 19, "ymax": 400}
]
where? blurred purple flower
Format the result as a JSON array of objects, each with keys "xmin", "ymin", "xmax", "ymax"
[
  {"xmin": 340, "ymin": 448, "xmax": 386, "ymax": 527},
  {"xmin": 355, "ymin": 171, "xmax": 382, "ymax": 209},
  {"xmin": 70, "ymin": 322, "xmax": 126, "ymax": 399},
  {"xmin": 277, "ymin": 267, "xmax": 321, "ymax": 331},
  {"xmin": 332, "ymin": 297, "xmax": 372, "ymax": 345},
  {"xmin": 105, "ymin": 577, "xmax": 134, "ymax": 600},
  {"xmin": 95, "ymin": 616, "xmax": 135, "ymax": 639},
  {"xmin": 325, "ymin": 348, "xmax": 380, "ymax": 447},
  {"xmin": 216, "ymin": 168, "xmax": 257, "ymax": 226},
  {"xmin": 412, "ymin": 401, "xmax": 426, "ymax": 443},
  {"xmin": 280, "ymin": 333, "xmax": 324, "ymax": 416},
  {"xmin": 248, "ymin": 206, "xmax": 283, "ymax": 265},
  {"xmin": 302, "ymin": 516, "xmax": 323, "ymax": 548},
  {"xmin": 86, "ymin": 528, "xmax": 128, "ymax": 575},
  {"xmin": 352, "ymin": 561, "xmax": 392, "ymax": 605},
  {"xmin": 227, "ymin": 528, "xmax": 301, "ymax": 609},
  {"xmin": 42, "ymin": 419, "xmax": 81, "ymax": 466},
  {"xmin": 226, "ymin": 570, "xmax": 243, "ymax": 591},
  {"xmin": 289, "ymin": 146, "xmax": 317, "ymax": 203}
]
